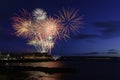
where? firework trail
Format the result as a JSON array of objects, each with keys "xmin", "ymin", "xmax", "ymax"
[{"xmin": 12, "ymin": 8, "xmax": 82, "ymax": 54}]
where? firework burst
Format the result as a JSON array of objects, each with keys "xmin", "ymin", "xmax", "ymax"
[
  {"xmin": 12, "ymin": 8, "xmax": 82, "ymax": 54},
  {"xmin": 29, "ymin": 17, "xmax": 63, "ymax": 53},
  {"xmin": 38, "ymin": 18, "xmax": 63, "ymax": 40},
  {"xmin": 12, "ymin": 9, "xmax": 33, "ymax": 38},
  {"xmin": 55, "ymin": 8, "xmax": 82, "ymax": 36},
  {"xmin": 12, "ymin": 8, "xmax": 64, "ymax": 53},
  {"xmin": 32, "ymin": 8, "xmax": 47, "ymax": 21}
]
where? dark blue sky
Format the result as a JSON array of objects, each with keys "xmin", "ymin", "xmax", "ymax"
[{"xmin": 0, "ymin": 0, "xmax": 120, "ymax": 55}]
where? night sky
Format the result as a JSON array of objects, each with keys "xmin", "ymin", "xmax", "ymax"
[{"xmin": 0, "ymin": 0, "xmax": 120, "ymax": 55}]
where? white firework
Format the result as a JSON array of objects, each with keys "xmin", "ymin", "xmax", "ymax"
[{"xmin": 32, "ymin": 8, "xmax": 47, "ymax": 21}]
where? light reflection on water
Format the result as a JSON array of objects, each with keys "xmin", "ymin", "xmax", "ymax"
[
  {"xmin": 25, "ymin": 71, "xmax": 63, "ymax": 80},
  {"xmin": 1, "ymin": 60, "xmax": 119, "ymax": 80},
  {"xmin": 0, "ymin": 61, "xmax": 76, "ymax": 80},
  {"xmin": 11, "ymin": 61, "xmax": 64, "ymax": 68}
]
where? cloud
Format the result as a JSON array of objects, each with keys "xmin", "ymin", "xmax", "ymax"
[
  {"xmin": 73, "ymin": 33, "xmax": 100, "ymax": 39},
  {"xmin": 67, "ymin": 21, "xmax": 120, "ymax": 41},
  {"xmin": 93, "ymin": 21, "xmax": 116, "ymax": 28},
  {"xmin": 93, "ymin": 21, "xmax": 120, "ymax": 38},
  {"xmin": 74, "ymin": 21, "xmax": 120, "ymax": 40}
]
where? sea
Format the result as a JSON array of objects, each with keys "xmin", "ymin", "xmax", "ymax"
[{"xmin": 0, "ymin": 56, "xmax": 120, "ymax": 80}]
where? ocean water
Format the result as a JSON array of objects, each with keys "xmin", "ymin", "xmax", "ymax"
[{"xmin": 0, "ymin": 57, "xmax": 120, "ymax": 80}]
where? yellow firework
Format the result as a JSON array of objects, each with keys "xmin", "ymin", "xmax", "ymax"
[
  {"xmin": 12, "ymin": 9, "xmax": 33, "ymax": 38},
  {"xmin": 13, "ymin": 20, "xmax": 32, "ymax": 37},
  {"xmin": 56, "ymin": 8, "xmax": 82, "ymax": 36}
]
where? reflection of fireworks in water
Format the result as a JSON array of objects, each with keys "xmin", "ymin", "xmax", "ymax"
[
  {"xmin": 55, "ymin": 8, "xmax": 82, "ymax": 37},
  {"xmin": 25, "ymin": 71, "xmax": 62, "ymax": 80},
  {"xmin": 12, "ymin": 8, "xmax": 82, "ymax": 54}
]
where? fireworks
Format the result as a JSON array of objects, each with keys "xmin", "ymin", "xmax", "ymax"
[
  {"xmin": 12, "ymin": 9, "xmax": 33, "ymax": 38},
  {"xmin": 32, "ymin": 8, "xmax": 47, "ymax": 21},
  {"xmin": 38, "ymin": 18, "xmax": 63, "ymax": 40},
  {"xmin": 28, "ymin": 17, "xmax": 63, "ymax": 53},
  {"xmin": 12, "ymin": 8, "xmax": 82, "ymax": 54},
  {"xmin": 55, "ymin": 8, "xmax": 82, "ymax": 36}
]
